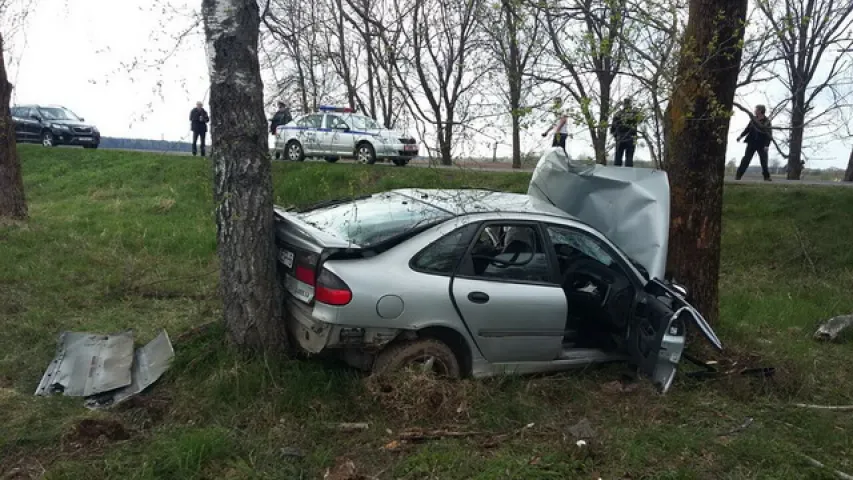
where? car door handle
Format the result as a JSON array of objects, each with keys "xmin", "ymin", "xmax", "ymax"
[{"xmin": 467, "ymin": 292, "xmax": 490, "ymax": 304}]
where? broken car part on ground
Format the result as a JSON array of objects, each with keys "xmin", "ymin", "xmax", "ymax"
[
  {"xmin": 35, "ymin": 329, "xmax": 174, "ymax": 409},
  {"xmin": 272, "ymin": 148, "xmax": 722, "ymax": 393}
]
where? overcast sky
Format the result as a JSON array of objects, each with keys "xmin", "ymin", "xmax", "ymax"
[{"xmin": 7, "ymin": 0, "xmax": 852, "ymax": 169}]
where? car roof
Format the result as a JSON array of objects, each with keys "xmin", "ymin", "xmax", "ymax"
[{"xmin": 392, "ymin": 188, "xmax": 576, "ymax": 220}]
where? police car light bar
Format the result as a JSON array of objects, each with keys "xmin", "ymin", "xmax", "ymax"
[{"xmin": 318, "ymin": 105, "xmax": 354, "ymax": 113}]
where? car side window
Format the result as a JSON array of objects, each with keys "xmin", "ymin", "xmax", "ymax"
[
  {"xmin": 462, "ymin": 224, "xmax": 553, "ymax": 284},
  {"xmin": 546, "ymin": 225, "xmax": 618, "ymax": 275},
  {"xmin": 410, "ymin": 224, "xmax": 477, "ymax": 276},
  {"xmin": 10, "ymin": 107, "xmax": 19, "ymax": 117},
  {"xmin": 327, "ymin": 115, "xmax": 349, "ymax": 130},
  {"xmin": 298, "ymin": 115, "xmax": 322, "ymax": 128}
]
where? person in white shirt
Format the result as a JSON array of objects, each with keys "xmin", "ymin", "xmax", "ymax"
[{"xmin": 542, "ymin": 112, "xmax": 570, "ymax": 154}]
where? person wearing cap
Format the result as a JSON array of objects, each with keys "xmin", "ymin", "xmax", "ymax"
[
  {"xmin": 189, "ymin": 101, "xmax": 209, "ymax": 157},
  {"xmin": 270, "ymin": 101, "xmax": 293, "ymax": 135}
]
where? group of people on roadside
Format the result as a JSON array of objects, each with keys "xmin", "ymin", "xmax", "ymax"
[
  {"xmin": 541, "ymin": 98, "xmax": 774, "ymax": 177},
  {"xmin": 190, "ymin": 98, "xmax": 774, "ymax": 176},
  {"xmin": 542, "ymin": 98, "xmax": 643, "ymax": 167},
  {"xmin": 187, "ymin": 100, "xmax": 294, "ymax": 157}
]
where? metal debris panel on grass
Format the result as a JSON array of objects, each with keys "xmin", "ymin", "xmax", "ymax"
[{"xmin": 35, "ymin": 330, "xmax": 135, "ymax": 397}]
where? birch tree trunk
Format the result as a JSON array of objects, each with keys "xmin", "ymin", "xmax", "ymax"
[{"xmin": 202, "ymin": 0, "xmax": 286, "ymax": 350}]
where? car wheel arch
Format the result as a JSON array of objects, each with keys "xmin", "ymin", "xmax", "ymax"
[{"xmin": 412, "ymin": 325, "xmax": 473, "ymax": 377}]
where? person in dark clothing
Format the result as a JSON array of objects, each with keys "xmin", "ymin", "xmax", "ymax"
[
  {"xmin": 610, "ymin": 99, "xmax": 641, "ymax": 167},
  {"xmin": 735, "ymin": 104, "xmax": 773, "ymax": 181},
  {"xmin": 189, "ymin": 101, "xmax": 210, "ymax": 157},
  {"xmin": 269, "ymin": 101, "xmax": 292, "ymax": 135}
]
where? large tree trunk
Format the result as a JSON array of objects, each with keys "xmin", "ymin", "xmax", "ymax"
[
  {"xmin": 844, "ymin": 146, "xmax": 853, "ymax": 182},
  {"xmin": 786, "ymin": 103, "xmax": 806, "ymax": 180},
  {"xmin": 0, "ymin": 34, "xmax": 27, "ymax": 221},
  {"xmin": 203, "ymin": 0, "xmax": 286, "ymax": 350},
  {"xmin": 665, "ymin": 0, "xmax": 748, "ymax": 326}
]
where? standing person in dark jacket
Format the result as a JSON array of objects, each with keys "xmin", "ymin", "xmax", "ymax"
[
  {"xmin": 189, "ymin": 101, "xmax": 210, "ymax": 157},
  {"xmin": 610, "ymin": 99, "xmax": 641, "ymax": 167},
  {"xmin": 269, "ymin": 101, "xmax": 292, "ymax": 135},
  {"xmin": 735, "ymin": 104, "xmax": 773, "ymax": 181}
]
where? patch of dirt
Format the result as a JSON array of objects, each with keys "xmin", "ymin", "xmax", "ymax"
[
  {"xmin": 1, "ymin": 457, "xmax": 46, "ymax": 480},
  {"xmin": 323, "ymin": 456, "xmax": 367, "ymax": 480},
  {"xmin": 64, "ymin": 418, "xmax": 130, "ymax": 447},
  {"xmin": 118, "ymin": 393, "xmax": 172, "ymax": 428},
  {"xmin": 365, "ymin": 371, "xmax": 485, "ymax": 424}
]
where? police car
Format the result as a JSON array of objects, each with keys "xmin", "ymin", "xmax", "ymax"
[{"xmin": 273, "ymin": 106, "xmax": 419, "ymax": 166}]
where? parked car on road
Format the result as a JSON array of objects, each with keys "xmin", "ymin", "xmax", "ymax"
[
  {"xmin": 11, "ymin": 104, "xmax": 101, "ymax": 149},
  {"xmin": 273, "ymin": 106, "xmax": 419, "ymax": 166},
  {"xmin": 272, "ymin": 149, "xmax": 722, "ymax": 393}
]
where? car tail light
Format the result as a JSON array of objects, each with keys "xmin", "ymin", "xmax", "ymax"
[
  {"xmin": 292, "ymin": 252, "xmax": 319, "ymax": 286},
  {"xmin": 315, "ymin": 269, "xmax": 352, "ymax": 306}
]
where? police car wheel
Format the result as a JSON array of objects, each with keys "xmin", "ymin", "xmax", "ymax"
[
  {"xmin": 286, "ymin": 141, "xmax": 305, "ymax": 162},
  {"xmin": 356, "ymin": 143, "xmax": 377, "ymax": 164}
]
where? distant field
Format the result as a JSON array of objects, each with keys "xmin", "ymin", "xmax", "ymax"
[{"xmin": 1, "ymin": 145, "xmax": 852, "ymax": 479}]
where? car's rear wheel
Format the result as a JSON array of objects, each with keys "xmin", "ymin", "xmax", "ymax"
[
  {"xmin": 42, "ymin": 131, "xmax": 56, "ymax": 147},
  {"xmin": 286, "ymin": 141, "xmax": 305, "ymax": 162},
  {"xmin": 392, "ymin": 158, "xmax": 409, "ymax": 167},
  {"xmin": 371, "ymin": 338, "xmax": 460, "ymax": 378},
  {"xmin": 356, "ymin": 143, "xmax": 377, "ymax": 164}
]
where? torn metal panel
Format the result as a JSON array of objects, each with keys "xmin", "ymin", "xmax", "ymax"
[
  {"xmin": 528, "ymin": 148, "xmax": 671, "ymax": 280},
  {"xmin": 35, "ymin": 330, "xmax": 134, "ymax": 397},
  {"xmin": 85, "ymin": 330, "xmax": 175, "ymax": 409}
]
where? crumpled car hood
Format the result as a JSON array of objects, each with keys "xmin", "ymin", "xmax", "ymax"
[{"xmin": 527, "ymin": 148, "xmax": 671, "ymax": 280}]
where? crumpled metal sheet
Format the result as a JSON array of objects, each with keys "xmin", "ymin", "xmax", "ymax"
[
  {"xmin": 34, "ymin": 330, "xmax": 135, "ymax": 397},
  {"xmin": 528, "ymin": 148, "xmax": 671, "ymax": 280},
  {"xmin": 85, "ymin": 330, "xmax": 175, "ymax": 409}
]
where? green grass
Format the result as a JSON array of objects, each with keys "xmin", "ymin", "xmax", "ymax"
[{"xmin": 1, "ymin": 145, "xmax": 852, "ymax": 479}]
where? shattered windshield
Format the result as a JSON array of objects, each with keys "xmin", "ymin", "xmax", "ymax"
[{"xmin": 297, "ymin": 192, "xmax": 453, "ymax": 246}]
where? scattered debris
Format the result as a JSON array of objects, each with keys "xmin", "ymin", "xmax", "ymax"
[
  {"xmin": 86, "ymin": 331, "xmax": 175, "ymax": 409},
  {"xmin": 568, "ymin": 418, "xmax": 597, "ymax": 440},
  {"xmin": 814, "ymin": 315, "xmax": 853, "ymax": 342},
  {"xmin": 280, "ymin": 447, "xmax": 305, "ymax": 458},
  {"xmin": 396, "ymin": 428, "xmax": 482, "ymax": 442},
  {"xmin": 330, "ymin": 422, "xmax": 370, "ymax": 432},
  {"xmin": 793, "ymin": 404, "xmax": 853, "ymax": 411},
  {"xmin": 35, "ymin": 329, "xmax": 174, "ymax": 409},
  {"xmin": 717, "ymin": 417, "xmax": 754, "ymax": 437},
  {"xmin": 66, "ymin": 418, "xmax": 130, "ymax": 444},
  {"xmin": 323, "ymin": 457, "xmax": 369, "ymax": 480},
  {"xmin": 683, "ymin": 353, "xmax": 775, "ymax": 380},
  {"xmin": 601, "ymin": 380, "xmax": 640, "ymax": 394},
  {"xmin": 35, "ymin": 330, "xmax": 135, "ymax": 397},
  {"xmin": 802, "ymin": 455, "xmax": 853, "ymax": 480}
]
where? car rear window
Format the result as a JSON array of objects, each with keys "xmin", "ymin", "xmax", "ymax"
[{"xmin": 297, "ymin": 192, "xmax": 453, "ymax": 246}]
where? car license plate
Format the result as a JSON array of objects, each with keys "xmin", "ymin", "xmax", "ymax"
[
  {"xmin": 285, "ymin": 273, "xmax": 314, "ymax": 303},
  {"xmin": 77, "ymin": 137, "xmax": 92, "ymax": 142},
  {"xmin": 279, "ymin": 249, "xmax": 294, "ymax": 268},
  {"xmin": 403, "ymin": 144, "xmax": 417, "ymax": 151}
]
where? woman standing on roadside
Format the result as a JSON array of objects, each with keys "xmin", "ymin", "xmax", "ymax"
[{"xmin": 542, "ymin": 108, "xmax": 570, "ymax": 154}]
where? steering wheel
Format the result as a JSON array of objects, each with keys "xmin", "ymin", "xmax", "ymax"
[{"xmin": 561, "ymin": 257, "xmax": 614, "ymax": 306}]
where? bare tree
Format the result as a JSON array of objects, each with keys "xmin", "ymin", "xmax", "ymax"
[
  {"xmin": 203, "ymin": 0, "xmax": 286, "ymax": 350},
  {"xmin": 753, "ymin": 0, "xmax": 853, "ymax": 179},
  {"xmin": 479, "ymin": 0, "xmax": 546, "ymax": 168},
  {"xmin": 536, "ymin": 0, "xmax": 629, "ymax": 165},
  {"xmin": 666, "ymin": 0, "xmax": 748, "ymax": 325},
  {"xmin": 386, "ymin": 0, "xmax": 490, "ymax": 165},
  {"xmin": 845, "ymin": 145, "xmax": 853, "ymax": 182}
]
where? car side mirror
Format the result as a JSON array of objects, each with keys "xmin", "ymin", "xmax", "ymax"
[{"xmin": 79, "ymin": 117, "xmax": 85, "ymax": 122}]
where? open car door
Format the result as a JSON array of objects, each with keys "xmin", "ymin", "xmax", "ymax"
[{"xmin": 629, "ymin": 279, "xmax": 723, "ymax": 393}]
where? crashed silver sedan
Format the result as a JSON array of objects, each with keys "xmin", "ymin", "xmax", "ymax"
[{"xmin": 273, "ymin": 149, "xmax": 721, "ymax": 393}]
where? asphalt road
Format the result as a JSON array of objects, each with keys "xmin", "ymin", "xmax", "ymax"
[{"xmin": 105, "ymin": 147, "xmax": 853, "ymax": 187}]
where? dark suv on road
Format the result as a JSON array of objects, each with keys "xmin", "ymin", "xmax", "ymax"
[{"xmin": 11, "ymin": 105, "xmax": 101, "ymax": 149}]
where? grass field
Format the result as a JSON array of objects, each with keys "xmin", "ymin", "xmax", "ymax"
[{"xmin": 1, "ymin": 145, "xmax": 852, "ymax": 479}]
